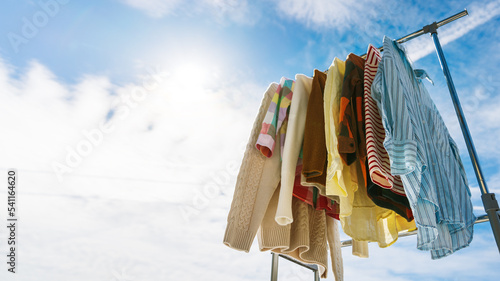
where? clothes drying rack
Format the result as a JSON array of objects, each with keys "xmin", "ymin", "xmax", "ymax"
[{"xmin": 270, "ymin": 9, "xmax": 500, "ymax": 281}]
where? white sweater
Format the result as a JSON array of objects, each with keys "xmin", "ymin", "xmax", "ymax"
[{"xmin": 274, "ymin": 74, "xmax": 313, "ymax": 226}]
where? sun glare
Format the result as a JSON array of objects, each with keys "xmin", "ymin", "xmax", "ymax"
[{"xmin": 172, "ymin": 61, "xmax": 212, "ymax": 90}]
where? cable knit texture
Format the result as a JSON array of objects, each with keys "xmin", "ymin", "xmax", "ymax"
[
  {"xmin": 224, "ymin": 83, "xmax": 282, "ymax": 252},
  {"xmin": 259, "ymin": 187, "xmax": 329, "ymax": 278},
  {"xmin": 327, "ymin": 216, "xmax": 344, "ymax": 281}
]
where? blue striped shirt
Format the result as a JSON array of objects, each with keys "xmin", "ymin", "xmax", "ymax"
[{"xmin": 371, "ymin": 36, "xmax": 476, "ymax": 259}]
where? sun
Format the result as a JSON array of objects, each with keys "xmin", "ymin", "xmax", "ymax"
[{"xmin": 173, "ymin": 61, "xmax": 211, "ymax": 90}]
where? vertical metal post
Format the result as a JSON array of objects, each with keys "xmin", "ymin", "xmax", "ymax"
[
  {"xmin": 271, "ymin": 253, "xmax": 279, "ymax": 281},
  {"xmin": 429, "ymin": 28, "xmax": 500, "ymax": 253},
  {"xmin": 314, "ymin": 270, "xmax": 320, "ymax": 281},
  {"xmin": 270, "ymin": 253, "xmax": 320, "ymax": 280}
]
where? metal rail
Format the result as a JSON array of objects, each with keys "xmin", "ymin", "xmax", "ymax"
[
  {"xmin": 360, "ymin": 9, "xmax": 468, "ymax": 58},
  {"xmin": 270, "ymin": 253, "xmax": 320, "ymax": 281}
]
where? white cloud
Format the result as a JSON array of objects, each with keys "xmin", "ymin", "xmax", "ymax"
[
  {"xmin": 271, "ymin": 0, "xmax": 410, "ymax": 32},
  {"xmin": 341, "ymin": 229, "xmax": 499, "ymax": 280},
  {"xmin": 274, "ymin": 0, "xmax": 352, "ymax": 28},
  {"xmin": 0, "ymin": 49, "xmax": 263, "ymax": 198},
  {"xmin": 434, "ymin": 81, "xmax": 500, "ymax": 170},
  {"xmin": 0, "ymin": 52, "xmax": 271, "ymax": 280},
  {"xmin": 118, "ymin": 0, "xmax": 183, "ymax": 18},
  {"xmin": 273, "ymin": 0, "xmax": 500, "ymax": 69},
  {"xmin": 118, "ymin": 0, "xmax": 258, "ymax": 24},
  {"xmin": 202, "ymin": 0, "xmax": 258, "ymax": 25},
  {"xmin": 272, "ymin": 0, "xmax": 500, "ymax": 39}
]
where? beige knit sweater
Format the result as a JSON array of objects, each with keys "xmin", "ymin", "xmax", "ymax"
[
  {"xmin": 223, "ymin": 83, "xmax": 281, "ymax": 252},
  {"xmin": 223, "ymin": 82, "xmax": 344, "ymax": 280},
  {"xmin": 259, "ymin": 185, "xmax": 343, "ymax": 280}
]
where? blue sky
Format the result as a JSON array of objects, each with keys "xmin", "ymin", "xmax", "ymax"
[{"xmin": 1, "ymin": 0, "xmax": 500, "ymax": 280}]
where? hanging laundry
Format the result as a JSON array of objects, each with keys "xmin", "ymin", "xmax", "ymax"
[
  {"xmin": 258, "ymin": 185, "xmax": 330, "ymax": 278},
  {"xmin": 337, "ymin": 53, "xmax": 416, "ymax": 248},
  {"xmin": 224, "ymin": 34, "xmax": 476, "ymax": 281},
  {"xmin": 338, "ymin": 53, "xmax": 365, "ymax": 169},
  {"xmin": 225, "ymin": 78, "xmax": 343, "ymax": 280},
  {"xmin": 324, "ymin": 57, "xmax": 369, "ymax": 257},
  {"xmin": 225, "ymin": 15, "xmax": 481, "ymax": 281},
  {"xmin": 324, "ymin": 57, "xmax": 350, "ymax": 198},
  {"xmin": 293, "ymin": 154, "xmax": 340, "ymax": 220},
  {"xmin": 256, "ymin": 78, "xmax": 294, "ymax": 158},
  {"xmin": 340, "ymin": 158, "xmax": 416, "ymax": 248},
  {"xmin": 371, "ymin": 36, "xmax": 476, "ymax": 259},
  {"xmin": 363, "ymin": 44, "xmax": 414, "ymax": 221},
  {"xmin": 223, "ymin": 83, "xmax": 282, "ymax": 252},
  {"xmin": 364, "ymin": 44, "xmax": 407, "ymax": 194},
  {"xmin": 256, "ymin": 76, "xmax": 344, "ymax": 278},
  {"xmin": 301, "ymin": 70, "xmax": 329, "ymax": 190},
  {"xmin": 326, "ymin": 216, "xmax": 344, "ymax": 281},
  {"xmin": 275, "ymin": 74, "xmax": 313, "ymax": 226}
]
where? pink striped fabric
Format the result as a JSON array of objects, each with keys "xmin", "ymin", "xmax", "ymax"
[{"xmin": 364, "ymin": 45, "xmax": 406, "ymax": 195}]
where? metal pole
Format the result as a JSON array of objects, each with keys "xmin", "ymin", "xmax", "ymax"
[
  {"xmin": 271, "ymin": 253, "xmax": 279, "ymax": 281},
  {"xmin": 276, "ymin": 253, "xmax": 319, "ymax": 272},
  {"xmin": 270, "ymin": 253, "xmax": 320, "ymax": 280},
  {"xmin": 359, "ymin": 9, "xmax": 468, "ymax": 58},
  {"xmin": 398, "ymin": 9, "xmax": 468, "ymax": 44},
  {"xmin": 429, "ymin": 27, "xmax": 500, "ymax": 253}
]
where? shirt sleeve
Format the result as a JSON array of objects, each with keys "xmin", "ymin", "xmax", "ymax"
[
  {"xmin": 371, "ymin": 55, "xmax": 418, "ymax": 176},
  {"xmin": 255, "ymin": 79, "xmax": 294, "ymax": 159},
  {"xmin": 275, "ymin": 75, "xmax": 312, "ymax": 226},
  {"xmin": 255, "ymin": 87, "xmax": 281, "ymax": 158}
]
